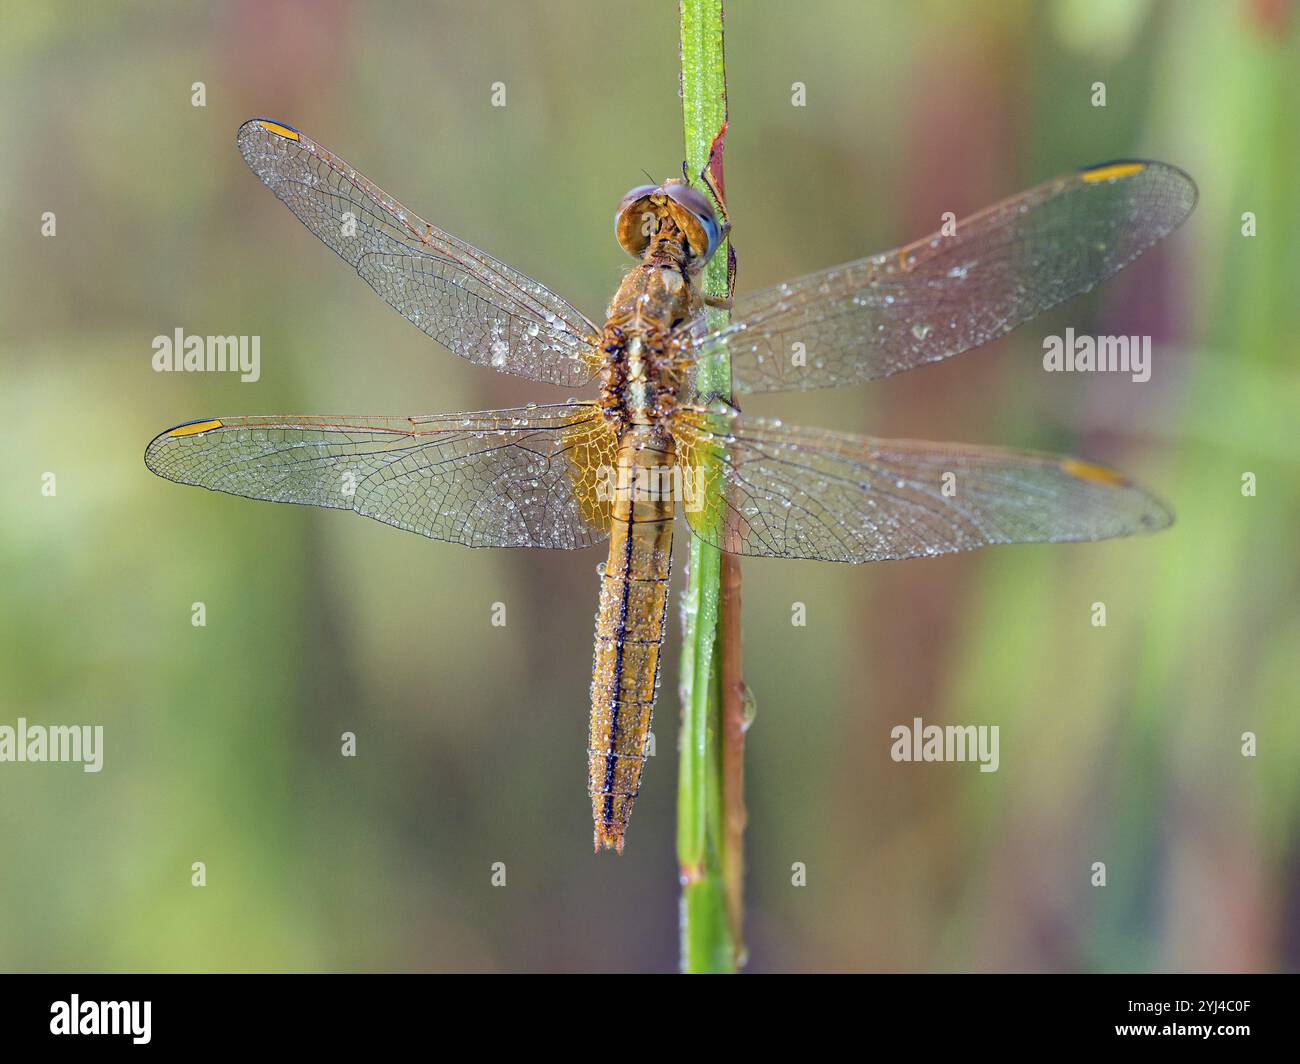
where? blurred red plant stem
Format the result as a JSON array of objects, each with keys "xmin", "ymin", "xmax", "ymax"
[{"xmin": 719, "ymin": 552, "xmax": 746, "ymax": 951}]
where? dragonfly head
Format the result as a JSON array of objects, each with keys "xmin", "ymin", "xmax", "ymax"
[{"xmin": 614, "ymin": 179, "xmax": 722, "ymax": 271}]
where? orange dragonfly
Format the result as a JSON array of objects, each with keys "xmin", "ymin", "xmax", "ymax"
[{"xmin": 146, "ymin": 119, "xmax": 1196, "ymax": 853}]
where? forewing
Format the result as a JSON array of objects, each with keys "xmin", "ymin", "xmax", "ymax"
[
  {"xmin": 690, "ymin": 161, "xmax": 1196, "ymax": 395},
  {"xmin": 237, "ymin": 119, "xmax": 603, "ymax": 387},
  {"xmin": 674, "ymin": 408, "xmax": 1170, "ymax": 562},
  {"xmin": 145, "ymin": 404, "xmax": 617, "ymax": 549}
]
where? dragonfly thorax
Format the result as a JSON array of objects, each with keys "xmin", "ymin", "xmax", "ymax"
[{"xmin": 599, "ymin": 259, "xmax": 698, "ymax": 428}]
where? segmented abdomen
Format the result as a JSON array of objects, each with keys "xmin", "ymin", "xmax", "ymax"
[{"xmin": 588, "ymin": 428, "xmax": 676, "ymax": 853}]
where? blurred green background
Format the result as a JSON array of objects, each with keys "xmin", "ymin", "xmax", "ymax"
[{"xmin": 2, "ymin": 0, "xmax": 1296, "ymax": 972}]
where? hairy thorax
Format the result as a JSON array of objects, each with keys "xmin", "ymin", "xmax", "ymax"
[{"xmin": 598, "ymin": 256, "xmax": 700, "ymax": 433}]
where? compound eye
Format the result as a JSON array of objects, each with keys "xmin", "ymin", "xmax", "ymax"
[
  {"xmin": 664, "ymin": 183, "xmax": 713, "ymax": 218},
  {"xmin": 614, "ymin": 185, "xmax": 661, "ymax": 257},
  {"xmin": 664, "ymin": 183, "xmax": 722, "ymax": 262},
  {"xmin": 617, "ymin": 184, "xmax": 659, "ymax": 214},
  {"xmin": 694, "ymin": 211, "xmax": 723, "ymax": 262}
]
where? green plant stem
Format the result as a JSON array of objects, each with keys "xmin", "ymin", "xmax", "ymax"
[{"xmin": 677, "ymin": 0, "xmax": 743, "ymax": 974}]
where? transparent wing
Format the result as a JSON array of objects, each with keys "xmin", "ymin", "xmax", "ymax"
[
  {"xmin": 145, "ymin": 403, "xmax": 617, "ymax": 549},
  {"xmin": 690, "ymin": 161, "xmax": 1197, "ymax": 395},
  {"xmin": 237, "ymin": 118, "xmax": 603, "ymax": 387},
  {"xmin": 673, "ymin": 407, "xmax": 1170, "ymax": 562}
]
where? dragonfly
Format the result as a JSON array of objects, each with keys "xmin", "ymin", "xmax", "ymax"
[{"xmin": 146, "ymin": 118, "xmax": 1196, "ymax": 853}]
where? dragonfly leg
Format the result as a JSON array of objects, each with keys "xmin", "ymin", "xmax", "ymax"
[
  {"xmin": 697, "ymin": 162, "xmax": 730, "ymax": 235},
  {"xmin": 702, "ymin": 242, "xmax": 736, "ymax": 309},
  {"xmin": 704, "ymin": 268, "xmax": 734, "ymax": 309},
  {"xmin": 690, "ymin": 393, "xmax": 742, "ymax": 416},
  {"xmin": 694, "ymin": 155, "xmax": 738, "ymax": 306}
]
